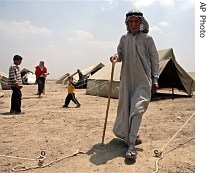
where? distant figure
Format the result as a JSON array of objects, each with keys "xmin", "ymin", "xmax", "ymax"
[
  {"xmin": 76, "ymin": 69, "xmax": 84, "ymax": 89},
  {"xmin": 63, "ymin": 76, "xmax": 81, "ymax": 108},
  {"xmin": 8, "ymin": 55, "xmax": 23, "ymax": 114},
  {"xmin": 35, "ymin": 60, "xmax": 48, "ymax": 97}
]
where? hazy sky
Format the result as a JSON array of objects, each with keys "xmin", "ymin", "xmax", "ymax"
[{"xmin": 0, "ymin": 0, "xmax": 195, "ymax": 79}]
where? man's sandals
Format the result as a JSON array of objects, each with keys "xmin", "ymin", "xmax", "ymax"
[
  {"xmin": 126, "ymin": 146, "xmax": 137, "ymax": 160},
  {"xmin": 125, "ymin": 136, "xmax": 142, "ymax": 159}
]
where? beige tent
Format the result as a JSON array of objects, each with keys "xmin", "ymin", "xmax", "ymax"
[
  {"xmin": 86, "ymin": 62, "xmax": 121, "ymax": 98},
  {"xmin": 86, "ymin": 48, "xmax": 195, "ymax": 98},
  {"xmin": 0, "ymin": 71, "xmax": 10, "ymax": 90},
  {"xmin": 21, "ymin": 68, "xmax": 36, "ymax": 84},
  {"xmin": 56, "ymin": 73, "xmax": 70, "ymax": 84},
  {"xmin": 56, "ymin": 63, "xmax": 105, "ymax": 87}
]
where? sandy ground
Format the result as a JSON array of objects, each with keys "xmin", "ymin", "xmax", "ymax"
[{"xmin": 0, "ymin": 80, "xmax": 195, "ymax": 173}]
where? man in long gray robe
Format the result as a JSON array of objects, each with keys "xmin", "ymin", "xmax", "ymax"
[{"xmin": 110, "ymin": 9, "xmax": 159, "ymax": 159}]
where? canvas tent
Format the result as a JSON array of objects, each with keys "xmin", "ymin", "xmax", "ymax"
[
  {"xmin": 0, "ymin": 71, "xmax": 10, "ymax": 90},
  {"xmin": 86, "ymin": 48, "xmax": 195, "ymax": 98},
  {"xmin": 188, "ymin": 72, "xmax": 195, "ymax": 91},
  {"xmin": 56, "ymin": 73, "xmax": 70, "ymax": 84},
  {"xmin": 86, "ymin": 62, "xmax": 121, "ymax": 98},
  {"xmin": 0, "ymin": 68, "xmax": 36, "ymax": 89},
  {"xmin": 56, "ymin": 63, "xmax": 105, "ymax": 88},
  {"xmin": 21, "ymin": 68, "xmax": 36, "ymax": 84}
]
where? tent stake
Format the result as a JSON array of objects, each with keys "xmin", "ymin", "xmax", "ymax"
[{"xmin": 101, "ymin": 63, "xmax": 115, "ymax": 144}]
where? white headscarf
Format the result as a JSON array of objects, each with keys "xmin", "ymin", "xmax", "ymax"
[
  {"xmin": 125, "ymin": 9, "xmax": 149, "ymax": 34},
  {"xmin": 39, "ymin": 60, "xmax": 45, "ymax": 69}
]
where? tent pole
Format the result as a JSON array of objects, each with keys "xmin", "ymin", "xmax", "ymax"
[
  {"xmin": 171, "ymin": 59, "xmax": 174, "ymax": 100},
  {"xmin": 102, "ymin": 63, "xmax": 115, "ymax": 144}
]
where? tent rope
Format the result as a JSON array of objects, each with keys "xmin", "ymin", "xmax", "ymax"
[
  {"xmin": 153, "ymin": 112, "xmax": 195, "ymax": 173},
  {"xmin": 0, "ymin": 154, "xmax": 36, "ymax": 161},
  {"xmin": 0, "ymin": 149, "xmax": 86, "ymax": 172}
]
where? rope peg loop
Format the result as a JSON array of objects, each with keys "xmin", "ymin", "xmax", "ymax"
[
  {"xmin": 37, "ymin": 150, "xmax": 46, "ymax": 167},
  {"xmin": 154, "ymin": 149, "xmax": 163, "ymax": 158}
]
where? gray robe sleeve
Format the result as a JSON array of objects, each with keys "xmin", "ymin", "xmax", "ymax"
[
  {"xmin": 117, "ymin": 35, "xmax": 125, "ymax": 62},
  {"xmin": 148, "ymin": 37, "xmax": 159, "ymax": 84}
]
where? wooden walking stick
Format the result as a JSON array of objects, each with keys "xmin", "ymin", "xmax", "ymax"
[{"xmin": 102, "ymin": 62, "xmax": 115, "ymax": 144}]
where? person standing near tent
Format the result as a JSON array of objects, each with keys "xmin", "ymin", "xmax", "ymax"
[
  {"xmin": 35, "ymin": 60, "xmax": 48, "ymax": 98},
  {"xmin": 76, "ymin": 69, "xmax": 85, "ymax": 89},
  {"xmin": 63, "ymin": 75, "xmax": 81, "ymax": 108},
  {"xmin": 8, "ymin": 55, "xmax": 23, "ymax": 114},
  {"xmin": 110, "ymin": 9, "xmax": 159, "ymax": 159}
]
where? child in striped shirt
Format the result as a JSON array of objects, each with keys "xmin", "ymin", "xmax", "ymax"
[{"xmin": 8, "ymin": 55, "xmax": 23, "ymax": 114}]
